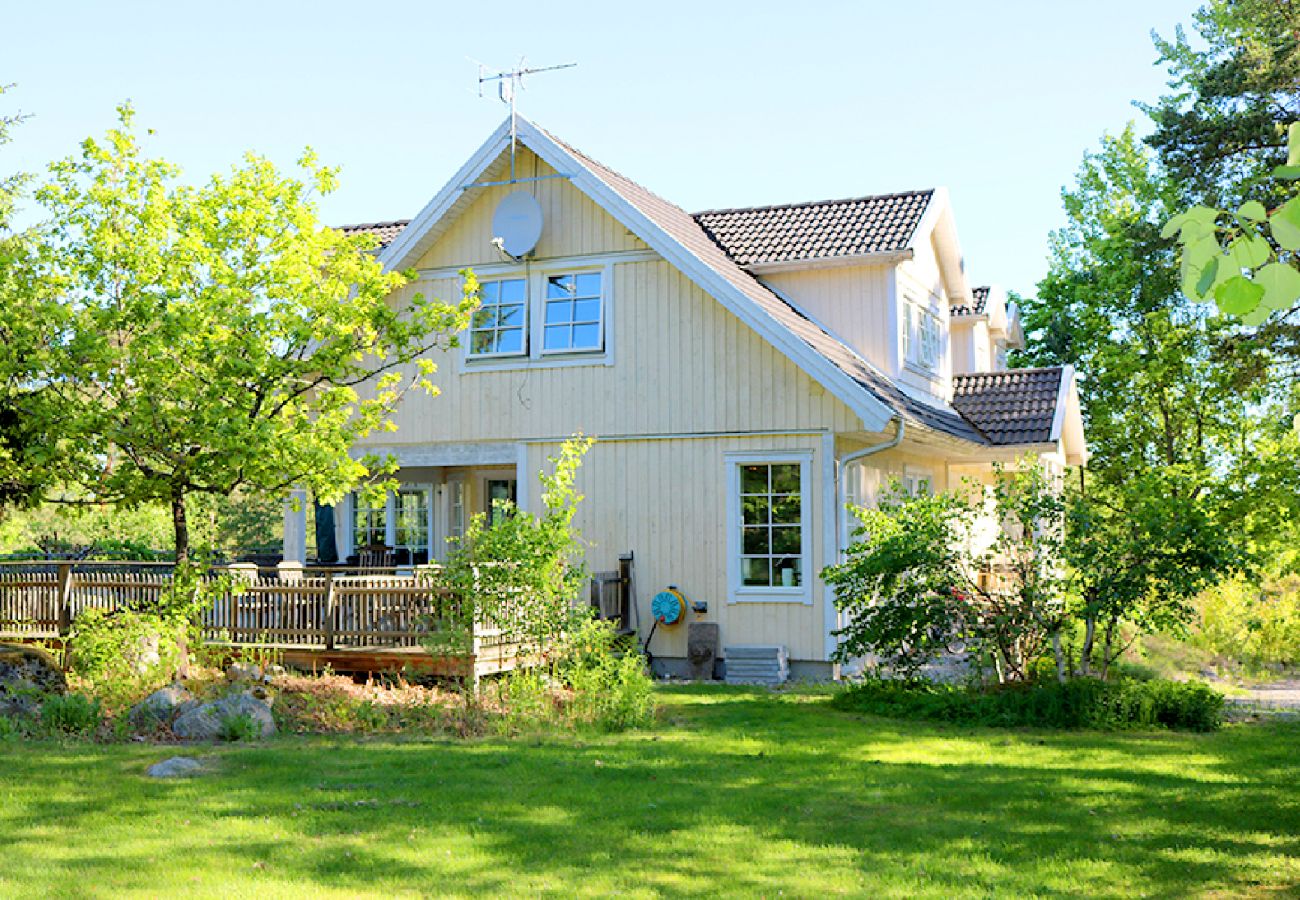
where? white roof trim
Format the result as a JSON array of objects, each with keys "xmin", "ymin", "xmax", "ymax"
[
  {"xmin": 1049, "ymin": 364, "xmax": 1073, "ymax": 442},
  {"xmin": 382, "ymin": 116, "xmax": 895, "ymax": 432}
]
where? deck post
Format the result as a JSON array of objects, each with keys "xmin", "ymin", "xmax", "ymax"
[
  {"xmin": 56, "ymin": 562, "xmax": 74, "ymax": 637},
  {"xmin": 324, "ymin": 572, "xmax": 336, "ymax": 651}
]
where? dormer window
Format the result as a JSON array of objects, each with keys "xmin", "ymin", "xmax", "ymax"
[{"xmin": 903, "ymin": 297, "xmax": 941, "ymax": 372}]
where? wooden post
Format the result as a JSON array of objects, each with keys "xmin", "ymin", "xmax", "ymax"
[
  {"xmin": 56, "ymin": 562, "xmax": 74, "ymax": 638},
  {"xmin": 324, "ymin": 572, "xmax": 336, "ymax": 651}
]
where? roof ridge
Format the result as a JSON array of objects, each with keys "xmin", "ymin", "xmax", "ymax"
[
  {"xmin": 692, "ymin": 188, "xmax": 935, "ymax": 219},
  {"xmin": 954, "ymin": 365, "xmax": 1064, "ymax": 379}
]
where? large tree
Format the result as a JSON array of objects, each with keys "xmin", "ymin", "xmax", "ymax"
[{"xmin": 26, "ymin": 107, "xmax": 475, "ymax": 560}]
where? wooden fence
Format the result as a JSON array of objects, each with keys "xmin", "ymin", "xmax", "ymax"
[{"xmin": 0, "ymin": 562, "xmax": 482, "ymax": 653}]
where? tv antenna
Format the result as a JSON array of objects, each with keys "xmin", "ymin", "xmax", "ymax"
[{"xmin": 472, "ymin": 57, "xmax": 576, "ymax": 183}]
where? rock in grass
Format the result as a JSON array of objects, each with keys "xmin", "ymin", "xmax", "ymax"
[
  {"xmin": 147, "ymin": 756, "xmax": 204, "ymax": 778},
  {"xmin": 172, "ymin": 693, "xmax": 275, "ymax": 741},
  {"xmin": 129, "ymin": 684, "xmax": 197, "ymax": 727}
]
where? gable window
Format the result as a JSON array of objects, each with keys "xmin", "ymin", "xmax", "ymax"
[
  {"xmin": 470, "ymin": 278, "xmax": 527, "ymax": 357},
  {"xmin": 543, "ymin": 273, "xmax": 603, "ymax": 353},
  {"xmin": 903, "ymin": 298, "xmax": 942, "ymax": 372},
  {"xmin": 727, "ymin": 453, "xmax": 813, "ymax": 603}
]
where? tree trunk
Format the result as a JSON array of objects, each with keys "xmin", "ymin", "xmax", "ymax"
[
  {"xmin": 1080, "ymin": 612, "xmax": 1096, "ymax": 678},
  {"xmin": 1100, "ymin": 617, "xmax": 1116, "ymax": 681},
  {"xmin": 1050, "ymin": 629, "xmax": 1066, "ymax": 683},
  {"xmin": 171, "ymin": 485, "xmax": 190, "ymax": 564}
]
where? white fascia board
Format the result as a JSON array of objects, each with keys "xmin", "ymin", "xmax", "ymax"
[
  {"xmin": 743, "ymin": 249, "xmax": 913, "ymax": 275},
  {"xmin": 1049, "ymin": 364, "xmax": 1074, "ymax": 442},
  {"xmin": 514, "ymin": 119, "xmax": 895, "ymax": 433},
  {"xmin": 911, "ymin": 188, "xmax": 974, "ymax": 308},
  {"xmin": 378, "ymin": 119, "xmax": 514, "ymax": 272}
]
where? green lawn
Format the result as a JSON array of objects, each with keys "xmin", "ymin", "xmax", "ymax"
[{"xmin": 1, "ymin": 685, "xmax": 1297, "ymax": 898}]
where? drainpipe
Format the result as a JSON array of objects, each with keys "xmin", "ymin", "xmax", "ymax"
[{"xmin": 836, "ymin": 416, "xmax": 906, "ymax": 555}]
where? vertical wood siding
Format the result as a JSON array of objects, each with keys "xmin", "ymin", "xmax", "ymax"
[{"xmin": 760, "ymin": 264, "xmax": 893, "ymax": 373}]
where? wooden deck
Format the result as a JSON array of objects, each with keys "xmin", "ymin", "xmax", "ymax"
[{"xmin": 0, "ymin": 561, "xmax": 535, "ymax": 680}]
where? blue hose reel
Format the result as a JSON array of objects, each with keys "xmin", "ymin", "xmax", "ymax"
[{"xmin": 650, "ymin": 588, "xmax": 686, "ymax": 626}]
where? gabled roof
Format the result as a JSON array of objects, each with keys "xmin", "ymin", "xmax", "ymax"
[
  {"xmin": 367, "ymin": 117, "xmax": 1067, "ymax": 451},
  {"xmin": 341, "ymin": 220, "xmax": 408, "ymax": 247},
  {"xmin": 952, "ymin": 285, "xmax": 990, "ymax": 318},
  {"xmin": 951, "ymin": 367, "xmax": 1066, "ymax": 445},
  {"xmin": 693, "ymin": 191, "xmax": 933, "ymax": 267}
]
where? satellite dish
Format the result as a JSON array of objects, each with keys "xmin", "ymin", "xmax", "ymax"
[{"xmin": 492, "ymin": 191, "xmax": 544, "ymax": 257}]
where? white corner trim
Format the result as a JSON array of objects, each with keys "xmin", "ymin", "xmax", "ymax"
[
  {"xmin": 1049, "ymin": 364, "xmax": 1075, "ymax": 442},
  {"xmin": 820, "ymin": 433, "xmax": 839, "ymax": 662},
  {"xmin": 515, "ymin": 443, "xmax": 531, "ymax": 514},
  {"xmin": 723, "ymin": 450, "xmax": 815, "ymax": 606}
]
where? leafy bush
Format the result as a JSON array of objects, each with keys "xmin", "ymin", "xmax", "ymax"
[
  {"xmin": 1194, "ymin": 574, "xmax": 1300, "ymax": 669},
  {"xmin": 558, "ymin": 617, "xmax": 655, "ymax": 732},
  {"xmin": 833, "ymin": 676, "xmax": 1224, "ymax": 732},
  {"xmin": 217, "ymin": 712, "xmax": 263, "ymax": 742},
  {"xmin": 68, "ymin": 608, "xmax": 186, "ymax": 705},
  {"xmin": 40, "ymin": 693, "xmax": 103, "ymax": 735}
]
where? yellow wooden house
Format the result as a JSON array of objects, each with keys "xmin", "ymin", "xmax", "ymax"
[{"xmin": 283, "ymin": 116, "xmax": 1086, "ymax": 680}]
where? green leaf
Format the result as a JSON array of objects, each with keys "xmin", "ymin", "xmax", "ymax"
[
  {"xmin": 1227, "ymin": 233, "xmax": 1271, "ymax": 269},
  {"xmin": 1195, "ymin": 256, "xmax": 1221, "ymax": 297},
  {"xmin": 1214, "ymin": 275, "xmax": 1266, "ymax": 316},
  {"xmin": 1270, "ymin": 197, "xmax": 1300, "ymax": 250},
  {"xmin": 1272, "ymin": 165, "xmax": 1300, "ymax": 180},
  {"xmin": 1163, "ymin": 205, "xmax": 1220, "ymax": 240},
  {"xmin": 1241, "ymin": 305, "xmax": 1271, "ymax": 326},
  {"xmin": 1237, "ymin": 200, "xmax": 1268, "ymax": 221},
  {"xmin": 1288, "ymin": 122, "xmax": 1300, "ymax": 167},
  {"xmin": 1255, "ymin": 261, "xmax": 1300, "ymax": 310}
]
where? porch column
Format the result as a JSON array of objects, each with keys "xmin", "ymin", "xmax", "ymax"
[{"xmin": 283, "ymin": 488, "xmax": 308, "ymax": 564}]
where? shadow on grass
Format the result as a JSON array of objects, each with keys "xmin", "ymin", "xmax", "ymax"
[{"xmin": 1, "ymin": 686, "xmax": 1297, "ymax": 896}]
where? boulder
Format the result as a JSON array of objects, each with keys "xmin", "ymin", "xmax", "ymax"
[
  {"xmin": 0, "ymin": 643, "xmax": 67, "ymax": 717},
  {"xmin": 129, "ymin": 684, "xmax": 197, "ymax": 727},
  {"xmin": 146, "ymin": 756, "xmax": 204, "ymax": 778},
  {"xmin": 172, "ymin": 692, "xmax": 276, "ymax": 741}
]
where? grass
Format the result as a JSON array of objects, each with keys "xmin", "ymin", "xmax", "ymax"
[{"xmin": 1, "ymin": 684, "xmax": 1298, "ymax": 898}]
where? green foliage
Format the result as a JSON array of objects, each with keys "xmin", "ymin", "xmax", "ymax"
[
  {"xmin": 14, "ymin": 106, "xmax": 476, "ymax": 558},
  {"xmin": 566, "ymin": 649, "xmax": 655, "ymax": 732},
  {"xmin": 833, "ymin": 676, "xmax": 1225, "ymax": 732},
  {"xmin": 824, "ymin": 461, "xmax": 1069, "ymax": 683},
  {"xmin": 39, "ymin": 692, "xmax": 103, "ymax": 735},
  {"xmin": 216, "ymin": 712, "xmax": 263, "ymax": 742},
  {"xmin": 68, "ymin": 608, "xmax": 184, "ymax": 702},
  {"xmin": 1194, "ymin": 573, "xmax": 1300, "ymax": 668},
  {"xmin": 433, "ymin": 436, "xmax": 593, "ymax": 657}
]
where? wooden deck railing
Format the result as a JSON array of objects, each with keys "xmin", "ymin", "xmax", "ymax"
[{"xmin": 0, "ymin": 561, "xmax": 481, "ymax": 652}]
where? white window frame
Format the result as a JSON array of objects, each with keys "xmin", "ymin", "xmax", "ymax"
[
  {"xmin": 392, "ymin": 484, "xmax": 435, "ymax": 561},
  {"xmin": 902, "ymin": 294, "xmax": 942, "ymax": 375},
  {"xmin": 344, "ymin": 483, "xmax": 435, "ymax": 561},
  {"xmin": 461, "ymin": 260, "xmax": 614, "ymax": 372},
  {"xmin": 725, "ymin": 451, "xmax": 814, "ymax": 605},
  {"xmin": 467, "ymin": 277, "xmax": 529, "ymax": 360},
  {"xmin": 902, "ymin": 466, "xmax": 934, "ymax": 498}
]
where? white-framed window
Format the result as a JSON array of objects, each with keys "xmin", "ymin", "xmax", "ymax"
[
  {"xmin": 469, "ymin": 278, "xmax": 527, "ymax": 357},
  {"xmin": 351, "ymin": 493, "xmax": 388, "ymax": 550},
  {"xmin": 726, "ymin": 452, "xmax": 813, "ymax": 603},
  {"xmin": 542, "ymin": 272, "xmax": 603, "ymax": 353},
  {"xmin": 463, "ymin": 266, "xmax": 609, "ymax": 369},
  {"xmin": 902, "ymin": 467, "xmax": 934, "ymax": 497},
  {"xmin": 903, "ymin": 297, "xmax": 942, "ymax": 372},
  {"xmin": 484, "ymin": 477, "xmax": 518, "ymax": 525},
  {"xmin": 347, "ymin": 485, "xmax": 435, "ymax": 563},
  {"xmin": 447, "ymin": 479, "xmax": 466, "ymax": 541}
]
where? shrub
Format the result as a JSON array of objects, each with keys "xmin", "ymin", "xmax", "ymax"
[
  {"xmin": 217, "ymin": 712, "xmax": 263, "ymax": 742},
  {"xmin": 1194, "ymin": 574, "xmax": 1300, "ymax": 669},
  {"xmin": 40, "ymin": 693, "xmax": 103, "ymax": 735},
  {"xmin": 566, "ymin": 649, "xmax": 655, "ymax": 732},
  {"xmin": 833, "ymin": 676, "xmax": 1224, "ymax": 732},
  {"xmin": 68, "ymin": 608, "xmax": 185, "ymax": 706}
]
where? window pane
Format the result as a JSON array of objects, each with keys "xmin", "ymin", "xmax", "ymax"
[
  {"xmin": 499, "ymin": 279, "xmax": 526, "ymax": 302},
  {"xmin": 480, "ymin": 281, "xmax": 500, "ymax": 303},
  {"xmin": 544, "ymin": 325, "xmax": 570, "ymax": 350},
  {"xmin": 545, "ymin": 300, "xmax": 571, "ymax": 324},
  {"xmin": 771, "ymin": 526, "xmax": 801, "ymax": 555},
  {"xmin": 741, "ymin": 495, "xmax": 769, "ymax": 525},
  {"xmin": 472, "ymin": 308, "xmax": 495, "ymax": 329},
  {"xmin": 742, "ymin": 527, "xmax": 769, "ymax": 555},
  {"xmin": 741, "ymin": 556, "xmax": 771, "ymax": 587},
  {"xmin": 547, "ymin": 275, "xmax": 574, "ymax": 299},
  {"xmin": 773, "ymin": 559, "xmax": 802, "ymax": 587},
  {"xmin": 772, "ymin": 495, "xmax": 801, "ymax": 525},
  {"xmin": 471, "ymin": 331, "xmax": 494, "ymax": 354},
  {"xmin": 771, "ymin": 464, "xmax": 800, "ymax": 494},
  {"xmin": 574, "ymin": 299, "xmax": 601, "ymax": 323},
  {"xmin": 575, "ymin": 273, "xmax": 601, "ymax": 296},
  {"xmin": 497, "ymin": 329, "xmax": 523, "ymax": 354},
  {"xmin": 500, "ymin": 303, "xmax": 524, "ymax": 326},
  {"xmin": 571, "ymin": 323, "xmax": 600, "ymax": 349},
  {"xmin": 741, "ymin": 465, "xmax": 768, "ymax": 494}
]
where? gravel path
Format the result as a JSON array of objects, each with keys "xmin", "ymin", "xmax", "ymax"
[{"xmin": 1223, "ymin": 678, "xmax": 1300, "ymax": 719}]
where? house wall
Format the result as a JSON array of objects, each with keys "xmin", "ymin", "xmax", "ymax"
[
  {"xmin": 950, "ymin": 320, "xmax": 991, "ymax": 375},
  {"xmin": 759, "ymin": 264, "xmax": 894, "ymax": 373}
]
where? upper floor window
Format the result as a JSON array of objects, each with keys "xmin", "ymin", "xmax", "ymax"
[
  {"xmin": 903, "ymin": 298, "xmax": 941, "ymax": 372},
  {"xmin": 470, "ymin": 278, "xmax": 527, "ymax": 357},
  {"xmin": 467, "ymin": 270, "xmax": 605, "ymax": 363},
  {"xmin": 543, "ymin": 273, "xmax": 603, "ymax": 353}
]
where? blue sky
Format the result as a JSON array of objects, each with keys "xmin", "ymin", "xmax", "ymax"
[{"xmin": 6, "ymin": 0, "xmax": 1200, "ymax": 296}]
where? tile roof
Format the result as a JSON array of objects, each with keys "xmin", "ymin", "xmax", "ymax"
[
  {"xmin": 536, "ymin": 128, "xmax": 987, "ymax": 444},
  {"xmin": 692, "ymin": 190, "xmax": 934, "ymax": 267},
  {"xmin": 339, "ymin": 220, "xmax": 410, "ymax": 248},
  {"xmin": 951, "ymin": 367, "xmax": 1064, "ymax": 445},
  {"xmin": 952, "ymin": 285, "xmax": 989, "ymax": 318}
]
